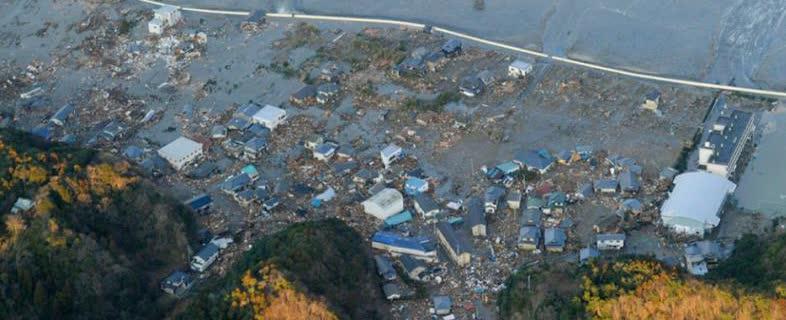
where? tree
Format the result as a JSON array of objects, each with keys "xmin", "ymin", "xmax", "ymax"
[{"xmin": 33, "ymin": 281, "xmax": 47, "ymax": 309}]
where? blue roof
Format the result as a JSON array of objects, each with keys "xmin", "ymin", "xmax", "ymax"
[
  {"xmin": 241, "ymin": 164, "xmax": 259, "ymax": 177},
  {"xmin": 236, "ymin": 103, "xmax": 260, "ymax": 118},
  {"xmin": 547, "ymin": 192, "xmax": 566, "ymax": 207},
  {"xmin": 484, "ymin": 186, "xmax": 505, "ymax": 203},
  {"xmin": 186, "ymin": 194, "xmax": 212, "ymax": 210},
  {"xmin": 706, "ymin": 110, "xmax": 753, "ymax": 166},
  {"xmin": 315, "ymin": 143, "xmax": 336, "ymax": 155},
  {"xmin": 223, "ymin": 173, "xmax": 251, "ymax": 191},
  {"xmin": 544, "ymin": 228, "xmax": 566, "ymax": 246},
  {"xmin": 227, "ymin": 117, "xmax": 251, "ymax": 130},
  {"xmin": 123, "ymin": 146, "xmax": 144, "ymax": 160},
  {"xmin": 404, "ymin": 178, "xmax": 429, "ymax": 195},
  {"xmin": 372, "ymin": 232, "xmax": 435, "ymax": 252},
  {"xmin": 51, "ymin": 103, "xmax": 74, "ymax": 123},
  {"xmin": 247, "ymin": 123, "xmax": 270, "ymax": 137},
  {"xmin": 31, "ymin": 125, "xmax": 52, "ymax": 141},
  {"xmin": 384, "ymin": 210, "xmax": 413, "ymax": 226},
  {"xmin": 496, "ymin": 161, "xmax": 520, "ymax": 175},
  {"xmin": 244, "ymin": 137, "xmax": 268, "ymax": 151}
]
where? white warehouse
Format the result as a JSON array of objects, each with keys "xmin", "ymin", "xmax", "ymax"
[
  {"xmin": 362, "ymin": 188, "xmax": 404, "ymax": 220},
  {"xmin": 158, "ymin": 136, "xmax": 203, "ymax": 171},
  {"xmin": 660, "ymin": 171, "xmax": 736, "ymax": 237},
  {"xmin": 252, "ymin": 105, "xmax": 287, "ymax": 130}
]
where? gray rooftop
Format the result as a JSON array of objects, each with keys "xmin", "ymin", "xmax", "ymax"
[
  {"xmin": 705, "ymin": 109, "xmax": 753, "ymax": 165},
  {"xmin": 195, "ymin": 243, "xmax": 219, "ymax": 260},
  {"xmin": 594, "ymin": 179, "xmax": 618, "ymax": 191},
  {"xmin": 436, "ymin": 222, "xmax": 471, "ymax": 256},
  {"xmin": 399, "ymin": 254, "xmax": 426, "ymax": 274},
  {"xmin": 618, "ymin": 170, "xmax": 640, "ymax": 192},
  {"xmin": 520, "ymin": 208, "xmax": 542, "ymax": 226},
  {"xmin": 414, "ymin": 193, "xmax": 439, "ymax": 213},
  {"xmin": 466, "ymin": 197, "xmax": 485, "ymax": 227},
  {"xmin": 484, "ymin": 186, "xmax": 505, "ymax": 203},
  {"xmin": 518, "ymin": 226, "xmax": 540, "ymax": 243},
  {"xmin": 544, "ymin": 228, "xmax": 566, "ymax": 247}
]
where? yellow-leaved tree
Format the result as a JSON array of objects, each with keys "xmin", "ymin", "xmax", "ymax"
[{"xmin": 230, "ymin": 264, "xmax": 338, "ymax": 320}]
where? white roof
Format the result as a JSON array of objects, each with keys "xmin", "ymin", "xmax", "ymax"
[
  {"xmin": 253, "ymin": 105, "xmax": 286, "ymax": 122},
  {"xmin": 381, "ymin": 144, "xmax": 402, "ymax": 158},
  {"xmin": 510, "ymin": 59, "xmax": 532, "ymax": 70},
  {"xmin": 158, "ymin": 136, "xmax": 202, "ymax": 160},
  {"xmin": 660, "ymin": 171, "xmax": 736, "ymax": 232},
  {"xmin": 362, "ymin": 188, "xmax": 404, "ymax": 220}
]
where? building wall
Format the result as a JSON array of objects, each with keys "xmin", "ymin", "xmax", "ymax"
[
  {"xmin": 371, "ymin": 242, "xmax": 436, "ymax": 261},
  {"xmin": 597, "ymin": 240, "xmax": 624, "ymax": 250},
  {"xmin": 472, "ymin": 225, "xmax": 486, "ymax": 237},
  {"xmin": 436, "ymin": 230, "xmax": 470, "ymax": 267},
  {"xmin": 698, "ymin": 147, "xmax": 713, "ymax": 166},
  {"xmin": 704, "ymin": 163, "xmax": 729, "ymax": 178}
]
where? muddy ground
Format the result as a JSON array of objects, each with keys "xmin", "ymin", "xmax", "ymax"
[{"xmin": 0, "ymin": 1, "xmax": 777, "ymax": 319}]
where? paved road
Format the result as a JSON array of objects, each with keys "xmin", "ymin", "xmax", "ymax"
[{"xmin": 137, "ymin": 0, "xmax": 786, "ymax": 98}]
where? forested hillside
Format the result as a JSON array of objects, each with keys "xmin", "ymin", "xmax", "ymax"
[
  {"xmin": 0, "ymin": 129, "xmax": 197, "ymax": 319},
  {"xmin": 181, "ymin": 219, "xmax": 389, "ymax": 320},
  {"xmin": 499, "ymin": 257, "xmax": 786, "ymax": 320}
]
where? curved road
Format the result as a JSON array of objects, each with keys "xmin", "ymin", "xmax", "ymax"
[{"xmin": 137, "ymin": 0, "xmax": 786, "ymax": 98}]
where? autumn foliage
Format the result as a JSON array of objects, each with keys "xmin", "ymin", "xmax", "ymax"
[
  {"xmin": 230, "ymin": 264, "xmax": 338, "ymax": 320},
  {"xmin": 500, "ymin": 257, "xmax": 786, "ymax": 320},
  {"xmin": 181, "ymin": 219, "xmax": 389, "ymax": 320},
  {"xmin": 588, "ymin": 273, "xmax": 786, "ymax": 320},
  {"xmin": 0, "ymin": 129, "xmax": 197, "ymax": 319},
  {"xmin": 583, "ymin": 259, "xmax": 786, "ymax": 319}
]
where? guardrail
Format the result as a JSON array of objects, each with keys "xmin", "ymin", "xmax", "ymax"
[{"xmin": 136, "ymin": 0, "xmax": 786, "ymax": 98}]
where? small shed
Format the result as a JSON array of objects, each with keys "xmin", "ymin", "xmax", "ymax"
[
  {"xmin": 508, "ymin": 59, "xmax": 533, "ymax": 78},
  {"xmin": 433, "ymin": 295, "xmax": 453, "ymax": 315},
  {"xmin": 160, "ymin": 271, "xmax": 193, "ymax": 296},
  {"xmin": 316, "ymin": 83, "xmax": 340, "ymax": 104},
  {"xmin": 642, "ymin": 90, "xmax": 661, "ymax": 111},
  {"xmin": 313, "ymin": 143, "xmax": 337, "ymax": 162},
  {"xmin": 380, "ymin": 144, "xmax": 403, "ymax": 168},
  {"xmin": 441, "ymin": 39, "xmax": 462, "ymax": 56}
]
